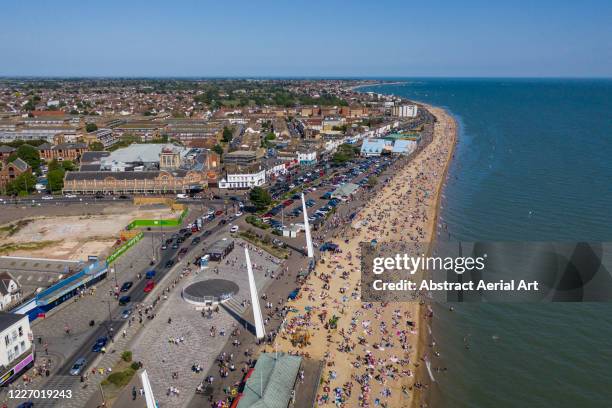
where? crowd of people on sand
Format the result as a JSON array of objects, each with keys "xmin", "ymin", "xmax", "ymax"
[{"xmin": 274, "ymin": 108, "xmax": 455, "ymax": 407}]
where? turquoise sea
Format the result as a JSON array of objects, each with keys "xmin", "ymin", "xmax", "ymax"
[{"xmin": 360, "ymin": 79, "xmax": 612, "ymax": 408}]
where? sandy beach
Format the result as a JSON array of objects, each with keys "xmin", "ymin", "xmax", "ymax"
[{"xmin": 275, "ymin": 104, "xmax": 457, "ymax": 407}]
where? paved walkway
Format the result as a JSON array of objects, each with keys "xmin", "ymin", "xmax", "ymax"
[{"xmin": 128, "ymin": 239, "xmax": 282, "ymax": 408}]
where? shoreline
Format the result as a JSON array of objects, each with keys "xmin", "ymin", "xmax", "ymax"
[
  {"xmin": 411, "ymin": 103, "xmax": 458, "ymax": 408},
  {"xmin": 347, "ymin": 81, "xmax": 408, "ymax": 92},
  {"xmin": 275, "ymin": 93, "xmax": 457, "ymax": 406}
]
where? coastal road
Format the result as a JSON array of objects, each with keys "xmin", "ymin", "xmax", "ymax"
[{"xmin": 29, "ymin": 211, "xmax": 240, "ymax": 408}]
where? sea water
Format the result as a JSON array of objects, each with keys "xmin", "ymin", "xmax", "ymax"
[{"xmin": 360, "ymin": 79, "xmax": 612, "ymax": 408}]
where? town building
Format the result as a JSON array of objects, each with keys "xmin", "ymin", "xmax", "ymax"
[
  {"xmin": 392, "ymin": 104, "xmax": 418, "ymax": 118},
  {"xmin": 0, "ymin": 312, "xmax": 34, "ymax": 387},
  {"xmin": 100, "ymin": 144, "xmax": 186, "ymax": 172},
  {"xmin": 235, "ymin": 353, "xmax": 302, "ymax": 408},
  {"xmin": 360, "ymin": 139, "xmax": 391, "ymax": 156},
  {"xmin": 0, "ymin": 158, "xmax": 31, "ymax": 190},
  {"xmin": 0, "ymin": 272, "xmax": 21, "ymax": 311},
  {"xmin": 298, "ymin": 149, "xmax": 317, "ymax": 165},
  {"xmin": 114, "ymin": 122, "xmax": 163, "ymax": 142},
  {"xmin": 218, "ymin": 164, "xmax": 266, "ymax": 189},
  {"xmin": 0, "ymin": 146, "xmax": 16, "ymax": 162},
  {"xmin": 37, "ymin": 143, "xmax": 88, "ymax": 162},
  {"xmin": 223, "ymin": 150, "xmax": 260, "ymax": 166},
  {"xmin": 63, "ymin": 169, "xmax": 209, "ymax": 194},
  {"xmin": 82, "ymin": 128, "xmax": 116, "ymax": 148}
]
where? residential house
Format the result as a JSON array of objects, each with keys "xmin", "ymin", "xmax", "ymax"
[
  {"xmin": 0, "ymin": 158, "xmax": 31, "ymax": 190},
  {"xmin": 38, "ymin": 143, "xmax": 88, "ymax": 162}
]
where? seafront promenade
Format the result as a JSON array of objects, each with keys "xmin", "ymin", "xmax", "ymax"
[{"xmin": 274, "ymin": 104, "xmax": 457, "ymax": 407}]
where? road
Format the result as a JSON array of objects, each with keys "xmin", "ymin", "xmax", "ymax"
[
  {"xmin": 0, "ymin": 194, "xmax": 234, "ymax": 207},
  {"xmin": 28, "ymin": 208, "xmax": 241, "ymax": 408}
]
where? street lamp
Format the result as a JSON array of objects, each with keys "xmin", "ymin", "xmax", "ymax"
[{"xmin": 100, "ymin": 300, "xmax": 114, "ymax": 342}]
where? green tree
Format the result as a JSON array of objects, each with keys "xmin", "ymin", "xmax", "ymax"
[
  {"xmin": 62, "ymin": 160, "xmax": 76, "ymax": 171},
  {"xmin": 5, "ymin": 172, "xmax": 37, "ymax": 196},
  {"xmin": 9, "ymin": 144, "xmax": 41, "ymax": 172},
  {"xmin": 47, "ymin": 169, "xmax": 65, "ymax": 192},
  {"xmin": 367, "ymin": 176, "xmax": 378, "ymax": 188},
  {"xmin": 85, "ymin": 123, "xmax": 98, "ymax": 132},
  {"xmin": 222, "ymin": 126, "xmax": 233, "ymax": 143},
  {"xmin": 213, "ymin": 144, "xmax": 224, "ymax": 156},
  {"xmin": 249, "ymin": 187, "xmax": 272, "ymax": 211},
  {"xmin": 48, "ymin": 159, "xmax": 62, "ymax": 172},
  {"xmin": 89, "ymin": 141, "xmax": 105, "ymax": 151}
]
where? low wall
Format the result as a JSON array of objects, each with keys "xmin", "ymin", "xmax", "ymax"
[
  {"xmin": 107, "ymin": 232, "xmax": 144, "ymax": 264},
  {"xmin": 125, "ymin": 208, "xmax": 188, "ymax": 230}
]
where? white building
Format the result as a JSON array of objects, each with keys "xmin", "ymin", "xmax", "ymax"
[
  {"xmin": 93, "ymin": 128, "xmax": 116, "ymax": 147},
  {"xmin": 263, "ymin": 159, "xmax": 286, "ymax": 177},
  {"xmin": 0, "ymin": 272, "xmax": 21, "ymax": 311},
  {"xmin": 219, "ymin": 165, "xmax": 266, "ymax": 189},
  {"xmin": 392, "ymin": 104, "xmax": 418, "ymax": 118},
  {"xmin": 0, "ymin": 313, "xmax": 34, "ymax": 386},
  {"xmin": 298, "ymin": 150, "xmax": 317, "ymax": 165}
]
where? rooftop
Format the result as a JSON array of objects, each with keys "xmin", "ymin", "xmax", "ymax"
[
  {"xmin": 237, "ymin": 353, "xmax": 302, "ymax": 408},
  {"xmin": 104, "ymin": 143, "xmax": 183, "ymax": 164},
  {"xmin": 0, "ymin": 312, "xmax": 27, "ymax": 330}
]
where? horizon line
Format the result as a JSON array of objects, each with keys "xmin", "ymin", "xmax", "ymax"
[{"xmin": 0, "ymin": 75, "xmax": 611, "ymax": 80}]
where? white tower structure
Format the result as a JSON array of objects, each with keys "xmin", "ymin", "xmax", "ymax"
[
  {"xmin": 301, "ymin": 193, "xmax": 314, "ymax": 258},
  {"xmin": 141, "ymin": 370, "xmax": 157, "ymax": 408},
  {"xmin": 245, "ymin": 247, "xmax": 266, "ymax": 339}
]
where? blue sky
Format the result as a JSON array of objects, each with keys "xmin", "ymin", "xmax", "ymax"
[{"xmin": 0, "ymin": 0, "xmax": 610, "ymax": 77}]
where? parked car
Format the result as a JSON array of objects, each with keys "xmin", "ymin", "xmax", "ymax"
[
  {"xmin": 144, "ymin": 280, "xmax": 155, "ymax": 293},
  {"xmin": 230, "ymin": 225, "xmax": 239, "ymax": 233},
  {"xmin": 165, "ymin": 259, "xmax": 175, "ymax": 268},
  {"xmin": 121, "ymin": 307, "xmax": 133, "ymax": 319},
  {"xmin": 92, "ymin": 336, "xmax": 108, "ymax": 352},
  {"xmin": 145, "ymin": 270, "xmax": 156, "ymax": 279},
  {"xmin": 120, "ymin": 281, "xmax": 133, "ymax": 292},
  {"xmin": 69, "ymin": 358, "xmax": 87, "ymax": 376},
  {"xmin": 119, "ymin": 295, "xmax": 131, "ymax": 305}
]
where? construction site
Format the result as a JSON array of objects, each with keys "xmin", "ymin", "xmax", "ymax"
[{"xmin": 0, "ymin": 198, "xmax": 185, "ymax": 261}]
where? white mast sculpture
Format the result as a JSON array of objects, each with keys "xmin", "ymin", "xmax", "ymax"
[
  {"xmin": 245, "ymin": 247, "xmax": 265, "ymax": 339},
  {"xmin": 301, "ymin": 193, "xmax": 314, "ymax": 258}
]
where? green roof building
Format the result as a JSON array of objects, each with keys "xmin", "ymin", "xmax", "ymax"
[{"xmin": 237, "ymin": 353, "xmax": 302, "ymax": 408}]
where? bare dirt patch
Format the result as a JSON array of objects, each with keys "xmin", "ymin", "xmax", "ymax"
[{"xmin": 0, "ymin": 206, "xmax": 179, "ymax": 261}]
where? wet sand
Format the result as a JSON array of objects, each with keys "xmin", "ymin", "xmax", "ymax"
[{"xmin": 275, "ymin": 104, "xmax": 457, "ymax": 407}]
